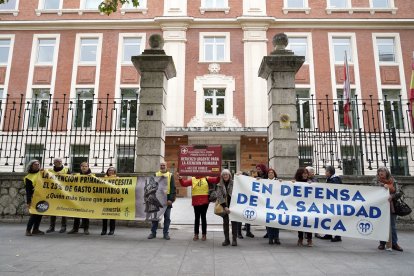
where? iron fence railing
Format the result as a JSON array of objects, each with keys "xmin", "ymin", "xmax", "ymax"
[
  {"xmin": 0, "ymin": 93, "xmax": 413, "ymax": 175},
  {"xmin": 297, "ymin": 94, "xmax": 414, "ymax": 176}
]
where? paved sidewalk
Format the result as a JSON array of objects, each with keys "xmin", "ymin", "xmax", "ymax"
[{"xmin": 1, "ymin": 221, "xmax": 413, "ymax": 276}]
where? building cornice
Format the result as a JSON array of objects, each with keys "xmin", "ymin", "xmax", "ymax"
[{"xmin": 0, "ymin": 17, "xmax": 413, "ymax": 31}]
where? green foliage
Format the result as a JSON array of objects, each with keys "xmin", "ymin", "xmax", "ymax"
[
  {"xmin": 0, "ymin": 0, "xmax": 140, "ymax": 15},
  {"xmin": 99, "ymin": 0, "xmax": 140, "ymax": 15}
]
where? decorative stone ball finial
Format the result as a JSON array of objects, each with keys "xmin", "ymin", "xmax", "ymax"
[
  {"xmin": 149, "ymin": 34, "xmax": 164, "ymax": 50},
  {"xmin": 272, "ymin": 33, "xmax": 289, "ymax": 51}
]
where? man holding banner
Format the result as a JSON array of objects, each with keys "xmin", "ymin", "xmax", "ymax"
[{"xmin": 148, "ymin": 161, "xmax": 176, "ymax": 240}]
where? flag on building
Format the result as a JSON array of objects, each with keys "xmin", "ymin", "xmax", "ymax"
[
  {"xmin": 343, "ymin": 51, "xmax": 352, "ymax": 129},
  {"xmin": 410, "ymin": 53, "xmax": 414, "ymax": 131}
]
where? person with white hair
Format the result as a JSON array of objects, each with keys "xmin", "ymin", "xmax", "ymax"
[
  {"xmin": 305, "ymin": 166, "xmax": 318, "ymax": 183},
  {"xmin": 46, "ymin": 158, "xmax": 70, "ymax": 233},
  {"xmin": 215, "ymin": 169, "xmax": 238, "ymax": 246}
]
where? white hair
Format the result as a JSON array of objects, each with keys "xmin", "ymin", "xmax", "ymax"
[
  {"xmin": 221, "ymin": 169, "xmax": 231, "ymax": 177},
  {"xmin": 306, "ymin": 166, "xmax": 315, "ymax": 174}
]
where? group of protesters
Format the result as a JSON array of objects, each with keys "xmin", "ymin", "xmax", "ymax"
[{"xmin": 24, "ymin": 158, "xmax": 403, "ymax": 252}]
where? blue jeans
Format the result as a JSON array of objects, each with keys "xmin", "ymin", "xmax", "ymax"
[{"xmin": 151, "ymin": 206, "xmax": 172, "ymax": 236}]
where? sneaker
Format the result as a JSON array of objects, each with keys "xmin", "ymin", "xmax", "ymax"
[
  {"xmin": 46, "ymin": 227, "xmax": 55, "ymax": 233},
  {"xmin": 32, "ymin": 229, "xmax": 45, "ymax": 235},
  {"xmin": 392, "ymin": 244, "xmax": 403, "ymax": 252},
  {"xmin": 147, "ymin": 233, "xmax": 156, "ymax": 239},
  {"xmin": 246, "ymin": 232, "xmax": 255, "ymax": 238},
  {"xmin": 163, "ymin": 234, "xmax": 170, "ymax": 240},
  {"xmin": 378, "ymin": 244, "xmax": 385, "ymax": 250}
]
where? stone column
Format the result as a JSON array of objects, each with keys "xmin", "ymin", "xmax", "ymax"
[
  {"xmin": 258, "ymin": 33, "xmax": 305, "ymax": 178},
  {"xmin": 132, "ymin": 34, "xmax": 176, "ymax": 175}
]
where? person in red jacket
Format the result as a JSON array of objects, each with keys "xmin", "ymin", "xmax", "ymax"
[{"xmin": 178, "ymin": 173, "xmax": 219, "ymax": 241}]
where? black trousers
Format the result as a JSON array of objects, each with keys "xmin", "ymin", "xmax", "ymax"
[
  {"xmin": 193, "ymin": 204, "xmax": 209, "ymax": 235},
  {"xmin": 73, "ymin": 218, "xmax": 89, "ymax": 230},
  {"xmin": 50, "ymin": 216, "xmax": 67, "ymax": 227},
  {"xmin": 26, "ymin": 214, "xmax": 42, "ymax": 231},
  {"xmin": 102, "ymin": 219, "xmax": 115, "ymax": 232}
]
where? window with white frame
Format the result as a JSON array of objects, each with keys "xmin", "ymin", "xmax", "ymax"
[
  {"xmin": 371, "ymin": 0, "xmax": 390, "ymax": 8},
  {"xmin": 204, "ymin": 88, "xmax": 225, "ymax": 116},
  {"xmin": 71, "ymin": 144, "xmax": 90, "ymax": 173},
  {"xmin": 201, "ymin": 34, "xmax": 230, "ymax": 62},
  {"xmin": 79, "ymin": 38, "xmax": 98, "ymax": 63},
  {"xmin": 83, "ymin": 0, "xmax": 101, "ymax": 10},
  {"xmin": 28, "ymin": 89, "xmax": 50, "ymax": 129},
  {"xmin": 296, "ymin": 89, "xmax": 312, "ymax": 129},
  {"xmin": 376, "ymin": 37, "xmax": 396, "ymax": 62},
  {"xmin": 122, "ymin": 37, "xmax": 142, "ymax": 63},
  {"xmin": 332, "ymin": 37, "xmax": 352, "ymax": 63},
  {"xmin": 0, "ymin": 39, "xmax": 11, "ymax": 64},
  {"xmin": 0, "ymin": 0, "xmax": 17, "ymax": 10},
  {"xmin": 74, "ymin": 89, "xmax": 94, "ymax": 128},
  {"xmin": 25, "ymin": 144, "xmax": 44, "ymax": 166},
  {"xmin": 42, "ymin": 0, "xmax": 61, "ymax": 9},
  {"xmin": 117, "ymin": 145, "xmax": 135, "ymax": 173},
  {"xmin": 382, "ymin": 90, "xmax": 403, "ymax": 130},
  {"xmin": 286, "ymin": 0, "xmax": 306, "ymax": 8},
  {"xmin": 36, "ymin": 38, "xmax": 56, "ymax": 64},
  {"xmin": 123, "ymin": 0, "xmax": 147, "ymax": 8},
  {"xmin": 287, "ymin": 37, "xmax": 308, "ymax": 61},
  {"xmin": 119, "ymin": 88, "xmax": 139, "ymax": 129},
  {"xmin": 328, "ymin": 0, "xmax": 348, "ymax": 8},
  {"xmin": 203, "ymin": 0, "xmax": 227, "ymax": 8}
]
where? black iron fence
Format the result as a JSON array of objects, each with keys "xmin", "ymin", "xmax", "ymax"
[
  {"xmin": 0, "ymin": 93, "xmax": 138, "ymax": 173},
  {"xmin": 0, "ymin": 93, "xmax": 413, "ymax": 175},
  {"xmin": 297, "ymin": 94, "xmax": 414, "ymax": 176}
]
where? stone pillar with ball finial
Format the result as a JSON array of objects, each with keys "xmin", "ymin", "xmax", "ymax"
[
  {"xmin": 132, "ymin": 34, "xmax": 176, "ymax": 175},
  {"xmin": 258, "ymin": 33, "xmax": 305, "ymax": 178}
]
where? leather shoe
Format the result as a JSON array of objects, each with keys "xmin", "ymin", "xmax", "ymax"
[
  {"xmin": 232, "ymin": 239, "xmax": 237, "ymax": 246},
  {"xmin": 392, "ymin": 244, "xmax": 403, "ymax": 252},
  {"xmin": 378, "ymin": 244, "xmax": 385, "ymax": 250},
  {"xmin": 59, "ymin": 227, "xmax": 66, "ymax": 233},
  {"xmin": 237, "ymin": 234, "xmax": 244, "ymax": 239},
  {"xmin": 222, "ymin": 240, "xmax": 230, "ymax": 246},
  {"xmin": 201, "ymin": 234, "xmax": 206, "ymax": 241},
  {"xmin": 32, "ymin": 229, "xmax": 45, "ymax": 235},
  {"xmin": 147, "ymin": 233, "xmax": 156, "ymax": 239},
  {"xmin": 108, "ymin": 231, "xmax": 114, "ymax": 236},
  {"xmin": 331, "ymin": 237, "xmax": 342, "ymax": 242},
  {"xmin": 101, "ymin": 230, "xmax": 107, "ymax": 235},
  {"xmin": 25, "ymin": 230, "xmax": 32, "ymax": 236},
  {"xmin": 46, "ymin": 227, "xmax": 55, "ymax": 233},
  {"xmin": 246, "ymin": 232, "xmax": 254, "ymax": 238},
  {"xmin": 67, "ymin": 228, "xmax": 78, "ymax": 234},
  {"xmin": 84, "ymin": 229, "xmax": 90, "ymax": 235},
  {"xmin": 274, "ymin": 239, "xmax": 281, "ymax": 245}
]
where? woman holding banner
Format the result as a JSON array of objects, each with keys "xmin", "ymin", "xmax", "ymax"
[
  {"xmin": 24, "ymin": 159, "xmax": 45, "ymax": 236},
  {"xmin": 266, "ymin": 168, "xmax": 281, "ymax": 245},
  {"xmin": 101, "ymin": 166, "xmax": 117, "ymax": 235},
  {"xmin": 294, "ymin": 168, "xmax": 313, "ymax": 247},
  {"xmin": 216, "ymin": 169, "xmax": 238, "ymax": 246},
  {"xmin": 68, "ymin": 161, "xmax": 94, "ymax": 235},
  {"xmin": 178, "ymin": 174, "xmax": 219, "ymax": 241},
  {"xmin": 372, "ymin": 167, "xmax": 403, "ymax": 252}
]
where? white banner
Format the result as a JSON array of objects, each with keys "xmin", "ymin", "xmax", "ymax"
[{"xmin": 229, "ymin": 175, "xmax": 390, "ymax": 241}]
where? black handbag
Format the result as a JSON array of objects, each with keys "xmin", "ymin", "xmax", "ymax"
[{"xmin": 394, "ymin": 195, "xmax": 412, "ymax": 217}]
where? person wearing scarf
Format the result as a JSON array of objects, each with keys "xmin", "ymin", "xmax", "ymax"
[
  {"xmin": 216, "ymin": 169, "xmax": 238, "ymax": 246},
  {"xmin": 372, "ymin": 166, "xmax": 403, "ymax": 252}
]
